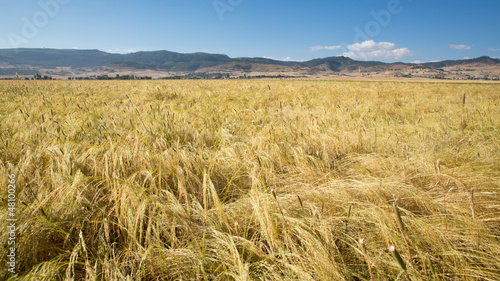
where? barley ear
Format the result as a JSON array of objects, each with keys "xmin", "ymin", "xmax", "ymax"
[
  {"xmin": 393, "ymin": 201, "xmax": 405, "ymax": 233},
  {"xmin": 389, "ymin": 245, "xmax": 407, "ymax": 271}
]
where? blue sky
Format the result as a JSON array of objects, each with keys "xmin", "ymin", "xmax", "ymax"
[{"xmin": 1, "ymin": 0, "xmax": 500, "ymax": 62}]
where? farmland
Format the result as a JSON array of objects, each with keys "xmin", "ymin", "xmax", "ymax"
[{"xmin": 1, "ymin": 80, "xmax": 499, "ymax": 280}]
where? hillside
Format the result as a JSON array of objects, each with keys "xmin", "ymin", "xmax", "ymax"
[{"xmin": 0, "ymin": 48, "xmax": 499, "ymax": 80}]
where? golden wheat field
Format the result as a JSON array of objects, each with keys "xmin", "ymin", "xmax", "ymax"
[{"xmin": 0, "ymin": 80, "xmax": 499, "ymax": 280}]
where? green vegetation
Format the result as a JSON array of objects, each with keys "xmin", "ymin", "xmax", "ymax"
[
  {"xmin": 1, "ymin": 80, "xmax": 499, "ymax": 280},
  {"xmin": 2, "ymin": 48, "xmax": 498, "ymax": 75},
  {"xmin": 0, "ymin": 49, "xmax": 231, "ymax": 71}
]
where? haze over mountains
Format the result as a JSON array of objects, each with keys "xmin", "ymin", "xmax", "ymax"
[{"xmin": 1, "ymin": 48, "xmax": 499, "ymax": 80}]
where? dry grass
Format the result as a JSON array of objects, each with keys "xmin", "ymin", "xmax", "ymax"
[{"xmin": 1, "ymin": 80, "xmax": 499, "ymax": 280}]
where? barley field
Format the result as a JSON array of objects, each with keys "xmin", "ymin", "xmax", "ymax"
[{"xmin": 1, "ymin": 80, "xmax": 499, "ymax": 280}]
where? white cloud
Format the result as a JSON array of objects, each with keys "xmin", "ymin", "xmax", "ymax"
[
  {"xmin": 488, "ymin": 48, "xmax": 500, "ymax": 51},
  {"xmin": 107, "ymin": 48, "xmax": 137, "ymax": 54},
  {"xmin": 411, "ymin": 60, "xmax": 424, "ymax": 64},
  {"xmin": 340, "ymin": 40, "xmax": 415, "ymax": 61},
  {"xmin": 310, "ymin": 45, "xmax": 342, "ymax": 51},
  {"xmin": 463, "ymin": 57, "xmax": 471, "ymax": 60},
  {"xmin": 263, "ymin": 56, "xmax": 305, "ymax": 62},
  {"xmin": 449, "ymin": 44, "xmax": 471, "ymax": 50}
]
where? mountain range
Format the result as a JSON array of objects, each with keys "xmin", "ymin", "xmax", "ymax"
[{"xmin": 1, "ymin": 48, "xmax": 499, "ymax": 80}]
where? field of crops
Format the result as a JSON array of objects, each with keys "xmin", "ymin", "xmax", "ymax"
[{"xmin": 1, "ymin": 80, "xmax": 499, "ymax": 280}]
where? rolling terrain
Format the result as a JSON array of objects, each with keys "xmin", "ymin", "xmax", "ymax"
[{"xmin": 1, "ymin": 48, "xmax": 499, "ymax": 80}]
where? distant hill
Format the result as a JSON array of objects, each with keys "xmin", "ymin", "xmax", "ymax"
[
  {"xmin": 0, "ymin": 48, "xmax": 498, "ymax": 80},
  {"xmin": 422, "ymin": 56, "xmax": 499, "ymax": 68},
  {"xmin": 300, "ymin": 56, "xmax": 390, "ymax": 72},
  {"xmin": 0, "ymin": 48, "xmax": 120, "ymax": 68},
  {"xmin": 0, "ymin": 48, "xmax": 231, "ymax": 71}
]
